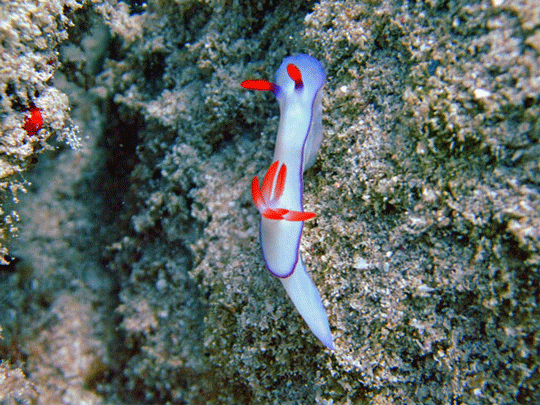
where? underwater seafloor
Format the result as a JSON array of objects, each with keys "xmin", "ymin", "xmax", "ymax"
[{"xmin": 1, "ymin": 0, "xmax": 539, "ymax": 404}]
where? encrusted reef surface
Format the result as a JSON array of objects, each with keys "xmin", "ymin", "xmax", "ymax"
[
  {"xmin": 1, "ymin": 0, "xmax": 539, "ymax": 404},
  {"xmin": 0, "ymin": 0, "xmax": 83, "ymax": 263}
]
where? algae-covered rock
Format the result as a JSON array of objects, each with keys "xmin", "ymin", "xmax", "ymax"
[
  {"xmin": 0, "ymin": 360, "xmax": 38, "ymax": 405},
  {"xmin": 0, "ymin": 0, "xmax": 83, "ymax": 262},
  {"xmin": 1, "ymin": 0, "xmax": 539, "ymax": 403},
  {"xmin": 95, "ymin": 0, "xmax": 539, "ymax": 403}
]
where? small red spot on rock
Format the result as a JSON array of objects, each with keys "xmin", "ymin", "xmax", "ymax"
[{"xmin": 23, "ymin": 107, "xmax": 43, "ymax": 135}]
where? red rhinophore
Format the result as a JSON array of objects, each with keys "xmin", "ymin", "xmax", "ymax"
[
  {"xmin": 23, "ymin": 107, "xmax": 43, "ymax": 136},
  {"xmin": 241, "ymin": 79, "xmax": 275, "ymax": 92},
  {"xmin": 251, "ymin": 160, "xmax": 316, "ymax": 222},
  {"xmin": 286, "ymin": 63, "xmax": 303, "ymax": 89}
]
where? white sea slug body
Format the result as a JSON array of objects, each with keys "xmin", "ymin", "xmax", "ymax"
[{"xmin": 242, "ymin": 54, "xmax": 333, "ymax": 350}]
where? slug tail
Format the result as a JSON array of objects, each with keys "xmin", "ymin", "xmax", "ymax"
[{"xmin": 280, "ymin": 259, "xmax": 334, "ymax": 350}]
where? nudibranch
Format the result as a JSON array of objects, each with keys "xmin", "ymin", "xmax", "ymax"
[
  {"xmin": 23, "ymin": 106, "xmax": 43, "ymax": 136},
  {"xmin": 242, "ymin": 54, "xmax": 333, "ymax": 350}
]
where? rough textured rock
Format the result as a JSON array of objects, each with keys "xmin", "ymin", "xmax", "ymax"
[
  {"xmin": 1, "ymin": 0, "xmax": 539, "ymax": 403},
  {"xmin": 0, "ymin": 0, "xmax": 83, "ymax": 261}
]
